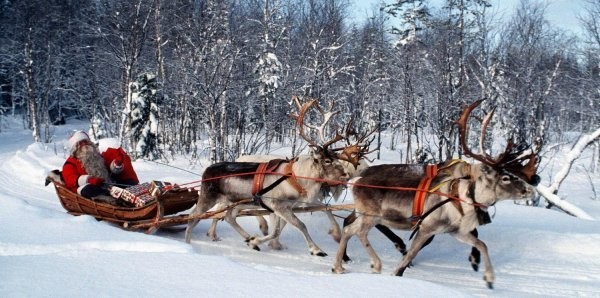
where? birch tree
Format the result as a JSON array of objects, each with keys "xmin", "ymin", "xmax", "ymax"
[{"xmin": 93, "ymin": 0, "xmax": 156, "ymax": 149}]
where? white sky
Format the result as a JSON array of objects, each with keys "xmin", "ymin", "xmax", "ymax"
[{"xmin": 350, "ymin": 0, "xmax": 586, "ymax": 35}]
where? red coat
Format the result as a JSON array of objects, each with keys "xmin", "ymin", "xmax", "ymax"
[
  {"xmin": 61, "ymin": 156, "xmax": 89, "ymax": 193},
  {"xmin": 102, "ymin": 147, "xmax": 139, "ymax": 186}
]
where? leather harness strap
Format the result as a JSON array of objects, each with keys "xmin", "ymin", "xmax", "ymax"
[
  {"xmin": 251, "ymin": 162, "xmax": 271, "ymax": 196},
  {"xmin": 449, "ymin": 179, "xmax": 464, "ymax": 215},
  {"xmin": 284, "ymin": 160, "xmax": 307, "ymax": 197},
  {"xmin": 411, "ymin": 164, "xmax": 438, "ymax": 224},
  {"xmin": 251, "ymin": 158, "xmax": 307, "ymax": 198}
]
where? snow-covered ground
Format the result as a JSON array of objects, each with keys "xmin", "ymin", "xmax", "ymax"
[{"xmin": 1, "ymin": 118, "xmax": 599, "ymax": 297}]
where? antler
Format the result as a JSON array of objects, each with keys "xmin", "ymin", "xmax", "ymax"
[
  {"xmin": 456, "ymin": 99, "xmax": 540, "ymax": 184},
  {"xmin": 456, "ymin": 99, "xmax": 514, "ymax": 166},
  {"xmin": 333, "ymin": 119, "xmax": 378, "ymax": 168},
  {"xmin": 290, "ymin": 96, "xmax": 345, "ymax": 150}
]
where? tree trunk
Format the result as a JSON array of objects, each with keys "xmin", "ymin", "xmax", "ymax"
[{"xmin": 24, "ymin": 28, "xmax": 40, "ymax": 143}]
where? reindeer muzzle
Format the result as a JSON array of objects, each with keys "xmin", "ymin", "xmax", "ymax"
[{"xmin": 528, "ymin": 175, "xmax": 541, "ymax": 187}]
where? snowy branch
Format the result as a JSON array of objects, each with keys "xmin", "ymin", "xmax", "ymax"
[
  {"xmin": 536, "ymin": 127, "xmax": 600, "ymax": 220},
  {"xmin": 535, "ymin": 186, "xmax": 595, "ymax": 220},
  {"xmin": 548, "ymin": 128, "xmax": 600, "ymax": 193}
]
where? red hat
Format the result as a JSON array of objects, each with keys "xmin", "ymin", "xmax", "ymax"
[{"xmin": 68, "ymin": 131, "xmax": 90, "ymax": 154}]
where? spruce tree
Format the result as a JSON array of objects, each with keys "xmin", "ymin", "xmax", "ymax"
[{"xmin": 130, "ymin": 73, "xmax": 160, "ymax": 160}]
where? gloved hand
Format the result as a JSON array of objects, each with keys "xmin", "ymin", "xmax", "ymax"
[
  {"xmin": 88, "ymin": 176, "xmax": 105, "ymax": 186},
  {"xmin": 114, "ymin": 158, "xmax": 123, "ymax": 167},
  {"xmin": 110, "ymin": 158, "xmax": 124, "ymax": 174}
]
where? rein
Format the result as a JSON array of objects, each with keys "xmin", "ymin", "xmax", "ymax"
[{"xmin": 161, "ymin": 161, "xmax": 488, "ymax": 209}]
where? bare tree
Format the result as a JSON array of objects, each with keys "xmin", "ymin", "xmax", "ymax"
[{"xmin": 93, "ymin": 0, "xmax": 156, "ymax": 149}]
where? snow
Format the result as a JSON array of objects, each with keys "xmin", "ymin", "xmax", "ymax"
[{"xmin": 1, "ymin": 118, "xmax": 600, "ymax": 297}]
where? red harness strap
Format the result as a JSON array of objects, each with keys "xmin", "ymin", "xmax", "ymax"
[
  {"xmin": 411, "ymin": 164, "xmax": 438, "ymax": 224},
  {"xmin": 284, "ymin": 160, "xmax": 307, "ymax": 197},
  {"xmin": 251, "ymin": 159, "xmax": 306, "ymax": 198},
  {"xmin": 252, "ymin": 162, "xmax": 277, "ymax": 196}
]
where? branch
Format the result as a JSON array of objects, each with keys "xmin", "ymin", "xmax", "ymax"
[
  {"xmin": 548, "ymin": 127, "xmax": 600, "ymax": 193},
  {"xmin": 535, "ymin": 186, "xmax": 595, "ymax": 220},
  {"xmin": 535, "ymin": 127, "xmax": 600, "ymax": 220}
]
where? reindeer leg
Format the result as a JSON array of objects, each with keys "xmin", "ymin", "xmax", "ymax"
[
  {"xmin": 206, "ymin": 219, "xmax": 221, "ymax": 241},
  {"xmin": 185, "ymin": 198, "xmax": 213, "ymax": 243},
  {"xmin": 333, "ymin": 213, "xmax": 360, "ymax": 273},
  {"xmin": 324, "ymin": 210, "xmax": 342, "ymax": 243},
  {"xmin": 468, "ymin": 229, "xmax": 481, "ymax": 271},
  {"xmin": 273, "ymin": 205, "xmax": 326, "ymax": 257},
  {"xmin": 356, "ymin": 217, "xmax": 381, "ymax": 273},
  {"xmin": 247, "ymin": 214, "xmax": 285, "ymax": 250},
  {"xmin": 268, "ymin": 214, "xmax": 286, "ymax": 250},
  {"xmin": 256, "ymin": 215, "xmax": 269, "ymax": 236},
  {"xmin": 375, "ymin": 224, "xmax": 407, "ymax": 255},
  {"xmin": 452, "ymin": 230, "xmax": 494, "ymax": 289},
  {"xmin": 223, "ymin": 205, "xmax": 259, "ymax": 251},
  {"xmin": 393, "ymin": 231, "xmax": 432, "ymax": 277},
  {"xmin": 341, "ymin": 211, "xmax": 357, "ymax": 262}
]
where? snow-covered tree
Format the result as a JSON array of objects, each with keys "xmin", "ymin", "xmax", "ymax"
[
  {"xmin": 130, "ymin": 73, "xmax": 160, "ymax": 160},
  {"xmin": 384, "ymin": 0, "xmax": 430, "ymax": 47},
  {"xmin": 89, "ymin": 114, "xmax": 109, "ymax": 141}
]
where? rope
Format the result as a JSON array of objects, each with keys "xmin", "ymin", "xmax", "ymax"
[{"xmin": 156, "ymin": 165, "xmax": 486, "ymax": 209}]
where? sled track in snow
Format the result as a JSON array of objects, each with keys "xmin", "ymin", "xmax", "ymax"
[{"xmin": 172, "ymin": 215, "xmax": 600, "ymax": 297}]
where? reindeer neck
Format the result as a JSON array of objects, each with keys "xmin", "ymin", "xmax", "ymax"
[{"xmin": 287, "ymin": 156, "xmax": 322, "ymax": 198}]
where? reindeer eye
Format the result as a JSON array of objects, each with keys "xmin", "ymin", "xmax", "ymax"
[{"xmin": 501, "ymin": 175, "xmax": 511, "ymax": 183}]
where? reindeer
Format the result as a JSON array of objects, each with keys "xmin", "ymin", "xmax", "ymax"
[
  {"xmin": 331, "ymin": 100, "xmax": 540, "ymax": 289},
  {"xmin": 184, "ymin": 98, "xmax": 352, "ymax": 256},
  {"xmin": 204, "ymin": 117, "xmax": 375, "ymax": 248}
]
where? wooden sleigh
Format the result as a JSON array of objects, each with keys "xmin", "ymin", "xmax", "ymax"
[
  {"xmin": 52, "ymin": 181, "xmax": 199, "ymax": 233},
  {"xmin": 53, "ymin": 181, "xmax": 354, "ymax": 233}
]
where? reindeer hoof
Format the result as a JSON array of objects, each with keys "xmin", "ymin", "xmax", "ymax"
[
  {"xmin": 395, "ymin": 244, "xmax": 407, "ymax": 255},
  {"xmin": 394, "ymin": 267, "xmax": 406, "ymax": 276},
  {"xmin": 469, "ymin": 255, "xmax": 480, "ymax": 272},
  {"xmin": 342, "ymin": 255, "xmax": 351, "ymax": 263},
  {"xmin": 312, "ymin": 251, "xmax": 327, "ymax": 257},
  {"xmin": 486, "ymin": 281, "xmax": 494, "ymax": 289},
  {"xmin": 268, "ymin": 240, "xmax": 284, "ymax": 250},
  {"xmin": 370, "ymin": 264, "xmax": 381, "ymax": 273},
  {"xmin": 331, "ymin": 267, "xmax": 345, "ymax": 274},
  {"xmin": 245, "ymin": 237, "xmax": 261, "ymax": 251}
]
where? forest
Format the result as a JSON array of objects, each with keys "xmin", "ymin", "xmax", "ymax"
[{"xmin": 0, "ymin": 0, "xmax": 598, "ymax": 167}]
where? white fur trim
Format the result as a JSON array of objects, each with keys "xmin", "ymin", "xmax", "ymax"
[
  {"xmin": 77, "ymin": 184, "xmax": 87, "ymax": 195},
  {"xmin": 110, "ymin": 160, "xmax": 124, "ymax": 174},
  {"xmin": 78, "ymin": 175, "xmax": 90, "ymax": 187},
  {"xmin": 69, "ymin": 131, "xmax": 90, "ymax": 154}
]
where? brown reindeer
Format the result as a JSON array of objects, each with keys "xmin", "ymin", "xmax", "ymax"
[
  {"xmin": 332, "ymin": 100, "xmax": 540, "ymax": 289},
  {"xmin": 203, "ymin": 117, "xmax": 375, "ymax": 248},
  {"xmin": 185, "ymin": 98, "xmax": 351, "ymax": 256}
]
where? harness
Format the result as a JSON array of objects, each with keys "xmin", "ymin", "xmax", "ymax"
[
  {"xmin": 409, "ymin": 162, "xmax": 492, "ymax": 240},
  {"xmin": 251, "ymin": 160, "xmax": 284, "ymax": 196},
  {"xmin": 250, "ymin": 158, "xmax": 307, "ymax": 212},
  {"xmin": 411, "ymin": 164, "xmax": 438, "ymax": 224},
  {"xmin": 411, "ymin": 159, "xmax": 465, "ymax": 225}
]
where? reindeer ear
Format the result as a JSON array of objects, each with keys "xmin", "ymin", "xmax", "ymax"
[
  {"xmin": 311, "ymin": 147, "xmax": 323, "ymax": 160},
  {"xmin": 480, "ymin": 164, "xmax": 494, "ymax": 176}
]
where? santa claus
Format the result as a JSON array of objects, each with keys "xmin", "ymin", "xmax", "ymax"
[{"xmin": 61, "ymin": 131, "xmax": 138, "ymax": 204}]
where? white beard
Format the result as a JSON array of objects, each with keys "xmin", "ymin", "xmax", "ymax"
[{"xmin": 77, "ymin": 144, "xmax": 110, "ymax": 181}]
